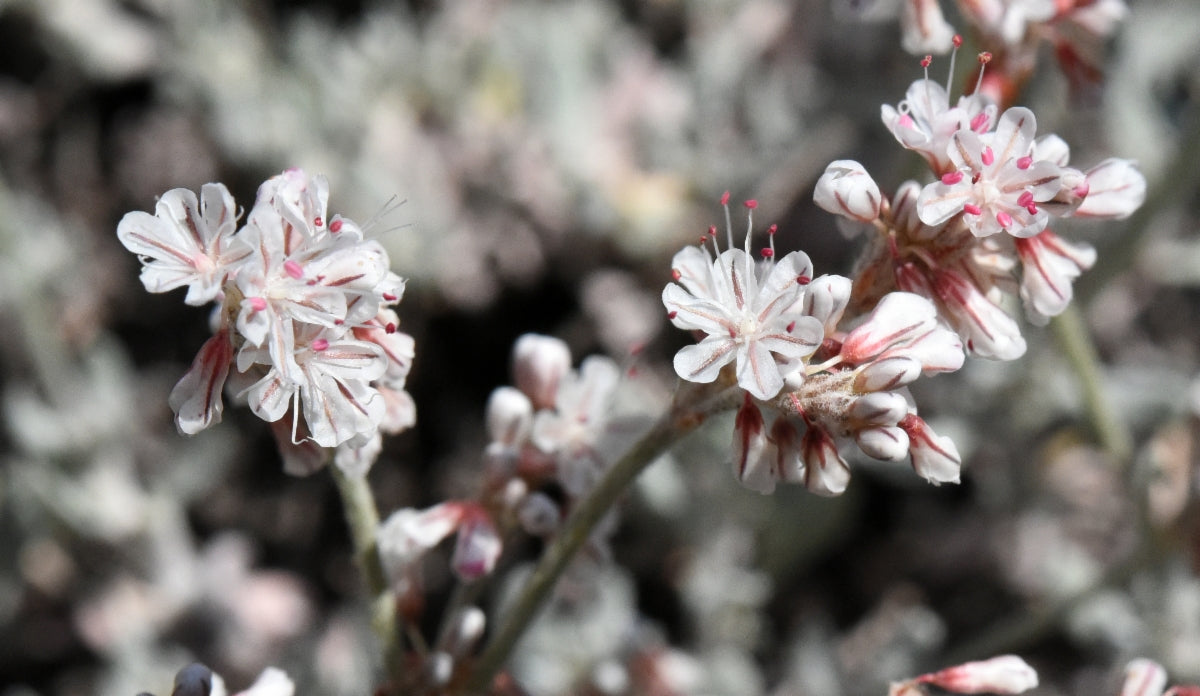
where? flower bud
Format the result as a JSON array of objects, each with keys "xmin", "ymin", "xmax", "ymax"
[
  {"xmin": 1121, "ymin": 659, "xmax": 1167, "ymax": 696},
  {"xmin": 518, "ymin": 492, "xmax": 562, "ymax": 536},
  {"xmin": 854, "ymin": 356, "xmax": 923, "ymax": 392},
  {"xmin": 801, "ymin": 424, "xmax": 851, "ymax": 496},
  {"xmin": 917, "ymin": 655, "xmax": 1038, "ymax": 694},
  {"xmin": 452, "ymin": 507, "xmax": 502, "ymax": 581},
  {"xmin": 899, "ymin": 414, "xmax": 961, "ymax": 485},
  {"xmin": 881, "ymin": 326, "xmax": 965, "ymax": 373},
  {"xmin": 814, "ymin": 160, "xmax": 882, "ymax": 223},
  {"xmin": 1076, "ymin": 158, "xmax": 1146, "ymax": 220},
  {"xmin": 841, "ymin": 292, "xmax": 938, "ymax": 363},
  {"xmin": 855, "ymin": 426, "xmax": 910, "ymax": 461},
  {"xmin": 512, "ymin": 333, "xmax": 571, "ymax": 410},
  {"xmin": 485, "ymin": 386, "xmax": 533, "ymax": 447},
  {"xmin": 732, "ymin": 397, "xmax": 775, "ymax": 494},
  {"xmin": 802, "ymin": 274, "xmax": 852, "ymax": 335},
  {"xmin": 848, "ymin": 391, "xmax": 910, "ymax": 427}
]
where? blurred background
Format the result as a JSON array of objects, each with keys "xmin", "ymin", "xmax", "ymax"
[{"xmin": 1, "ymin": 0, "xmax": 1199, "ymax": 694}]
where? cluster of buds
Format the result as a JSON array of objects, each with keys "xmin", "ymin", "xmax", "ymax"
[
  {"xmin": 117, "ymin": 169, "xmax": 415, "ymax": 475},
  {"xmin": 377, "ymin": 334, "xmax": 623, "ymax": 593},
  {"xmin": 899, "ymin": 0, "xmax": 1130, "ymax": 102},
  {"xmin": 663, "ymin": 197, "xmax": 964, "ymax": 495},
  {"xmin": 815, "ymin": 51, "xmax": 1145, "ymax": 360}
]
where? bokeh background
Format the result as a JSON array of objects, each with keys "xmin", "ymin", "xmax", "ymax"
[{"xmin": 2, "ymin": 0, "xmax": 1199, "ymax": 694}]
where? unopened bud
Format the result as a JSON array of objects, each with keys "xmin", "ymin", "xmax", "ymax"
[
  {"xmin": 802, "ymin": 274, "xmax": 853, "ymax": 335},
  {"xmin": 1121, "ymin": 659, "xmax": 1168, "ymax": 696},
  {"xmin": 854, "ymin": 356, "xmax": 923, "ymax": 392},
  {"xmin": 855, "ymin": 425, "xmax": 911, "ymax": 461},
  {"xmin": 814, "ymin": 160, "xmax": 883, "ymax": 223},
  {"xmin": 899, "ymin": 414, "xmax": 961, "ymax": 485},
  {"xmin": 841, "ymin": 292, "xmax": 938, "ymax": 363},
  {"xmin": 485, "ymin": 386, "xmax": 533, "ymax": 447},
  {"xmin": 917, "ymin": 655, "xmax": 1038, "ymax": 694},
  {"xmin": 512, "ymin": 334, "xmax": 571, "ymax": 410},
  {"xmin": 451, "ymin": 507, "xmax": 502, "ymax": 581}
]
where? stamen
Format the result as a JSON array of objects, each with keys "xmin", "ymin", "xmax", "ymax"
[
  {"xmin": 969, "ymin": 111, "xmax": 990, "ymax": 133},
  {"xmin": 248, "ymin": 296, "xmax": 267, "ymax": 312},
  {"xmin": 946, "ymin": 34, "xmax": 962, "ymax": 95},
  {"xmin": 981, "ymin": 146, "xmax": 994, "ymax": 166},
  {"xmin": 996, "ymin": 211, "xmax": 1013, "ymax": 228},
  {"xmin": 313, "ymin": 216, "xmax": 323, "ymax": 228},
  {"xmin": 312, "ymin": 338, "xmax": 330, "ymax": 351},
  {"xmin": 385, "ymin": 322, "xmax": 397, "ymax": 333},
  {"xmin": 1016, "ymin": 155, "xmax": 1033, "ymax": 170},
  {"xmin": 671, "ymin": 268, "xmax": 682, "ymax": 281},
  {"xmin": 767, "ymin": 223, "xmax": 777, "ymax": 259},
  {"xmin": 963, "ymin": 203, "xmax": 983, "ymax": 216},
  {"xmin": 921, "ymin": 55, "xmax": 932, "ymax": 90},
  {"xmin": 283, "ymin": 260, "xmax": 304, "ymax": 279},
  {"xmin": 786, "ymin": 320, "xmax": 796, "ymax": 333},
  {"xmin": 382, "ymin": 292, "xmax": 399, "ymax": 301},
  {"xmin": 721, "ymin": 192, "xmax": 734, "ymax": 250},
  {"xmin": 330, "ymin": 219, "xmax": 343, "ymax": 233},
  {"xmin": 1017, "ymin": 191, "xmax": 1034, "ymax": 207},
  {"xmin": 942, "ymin": 171, "xmax": 964, "ymax": 185},
  {"xmin": 1073, "ymin": 181, "xmax": 1090, "ymax": 198},
  {"xmin": 761, "ymin": 248, "xmax": 774, "ymax": 259},
  {"xmin": 974, "ymin": 52, "xmax": 992, "ymax": 95},
  {"xmin": 667, "ymin": 310, "xmax": 678, "ymax": 320},
  {"xmin": 1026, "ymin": 204, "xmax": 1039, "ymax": 215},
  {"xmin": 796, "ymin": 275, "xmax": 811, "ymax": 285}
]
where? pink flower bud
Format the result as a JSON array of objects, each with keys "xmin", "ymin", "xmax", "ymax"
[
  {"xmin": 847, "ymin": 391, "xmax": 911, "ymax": 427},
  {"xmin": 814, "ymin": 160, "xmax": 883, "ymax": 223},
  {"xmin": 917, "ymin": 655, "xmax": 1038, "ymax": 694},
  {"xmin": 1121, "ymin": 659, "xmax": 1168, "ymax": 696},
  {"xmin": 801, "ymin": 424, "xmax": 851, "ymax": 496},
  {"xmin": 512, "ymin": 334, "xmax": 571, "ymax": 410},
  {"xmin": 802, "ymin": 274, "xmax": 852, "ymax": 335},
  {"xmin": 899, "ymin": 414, "xmax": 961, "ymax": 484},
  {"xmin": 452, "ymin": 506, "xmax": 502, "ymax": 581},
  {"xmin": 733, "ymin": 397, "xmax": 775, "ymax": 494},
  {"xmin": 841, "ymin": 292, "xmax": 937, "ymax": 363},
  {"xmin": 1076, "ymin": 158, "xmax": 1146, "ymax": 220}
]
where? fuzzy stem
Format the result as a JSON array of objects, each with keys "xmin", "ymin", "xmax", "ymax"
[
  {"xmin": 1050, "ymin": 303, "xmax": 1133, "ymax": 465},
  {"xmin": 330, "ymin": 465, "xmax": 406, "ymax": 688},
  {"xmin": 462, "ymin": 381, "xmax": 738, "ymax": 694}
]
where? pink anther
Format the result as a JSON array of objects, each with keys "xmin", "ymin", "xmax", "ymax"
[
  {"xmin": 311, "ymin": 338, "xmax": 330, "ymax": 351},
  {"xmin": 248, "ymin": 296, "xmax": 267, "ymax": 312},
  {"xmin": 963, "ymin": 203, "xmax": 983, "ymax": 216},
  {"xmin": 996, "ymin": 211, "xmax": 1013, "ymax": 228},
  {"xmin": 1016, "ymin": 156, "xmax": 1033, "ymax": 170},
  {"xmin": 942, "ymin": 171, "xmax": 964, "ymax": 185},
  {"xmin": 283, "ymin": 260, "xmax": 304, "ymax": 279},
  {"xmin": 980, "ymin": 146, "xmax": 994, "ymax": 166}
]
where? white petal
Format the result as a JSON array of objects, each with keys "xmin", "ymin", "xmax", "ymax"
[
  {"xmin": 856, "ymin": 426, "xmax": 910, "ymax": 461},
  {"xmin": 735, "ymin": 340, "xmax": 785, "ymax": 401},
  {"xmin": 673, "ymin": 336, "xmax": 737, "ymax": 384},
  {"xmin": 801, "ymin": 425, "xmax": 851, "ymax": 496},
  {"xmin": 802, "ymin": 274, "xmax": 852, "ymax": 334},
  {"xmin": 841, "ymin": 292, "xmax": 938, "ymax": 362},
  {"xmin": 917, "ymin": 181, "xmax": 974, "ymax": 227},
  {"xmin": 901, "ymin": 415, "xmax": 961, "ymax": 484},
  {"xmin": 991, "ymin": 107, "xmax": 1037, "ymax": 166},
  {"xmin": 168, "ymin": 331, "xmax": 234, "ymax": 434},
  {"xmin": 669, "ymin": 245, "xmax": 718, "ymax": 299},
  {"xmin": 732, "ymin": 399, "xmax": 775, "ymax": 494},
  {"xmin": 1076, "ymin": 158, "xmax": 1146, "ymax": 219}
]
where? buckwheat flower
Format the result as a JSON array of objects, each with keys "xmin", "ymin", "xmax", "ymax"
[
  {"xmin": 513, "ymin": 333, "xmax": 573, "ymax": 411},
  {"xmin": 531, "ymin": 355, "xmax": 622, "ymax": 496},
  {"xmin": 1074, "ymin": 158, "xmax": 1147, "ymax": 219},
  {"xmin": 378, "ymin": 502, "xmax": 502, "ymax": 584},
  {"xmin": 917, "ymin": 106, "xmax": 1063, "ymax": 238},
  {"xmin": 881, "ymin": 78, "xmax": 996, "ymax": 174},
  {"xmin": 900, "ymin": 0, "xmax": 956, "ymax": 54},
  {"xmin": 168, "ymin": 328, "xmax": 235, "ymax": 434},
  {"xmin": 116, "ymin": 183, "xmax": 250, "ymax": 305},
  {"xmin": 239, "ymin": 326, "xmax": 388, "ymax": 448},
  {"xmin": 813, "ymin": 160, "xmax": 883, "ymax": 223},
  {"xmin": 663, "ymin": 199, "xmax": 824, "ymax": 401}
]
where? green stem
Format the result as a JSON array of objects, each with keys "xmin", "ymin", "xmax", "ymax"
[
  {"xmin": 1049, "ymin": 303, "xmax": 1133, "ymax": 466},
  {"xmin": 330, "ymin": 465, "xmax": 406, "ymax": 688},
  {"xmin": 462, "ymin": 382, "xmax": 738, "ymax": 694}
]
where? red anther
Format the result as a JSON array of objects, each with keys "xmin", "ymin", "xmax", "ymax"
[
  {"xmin": 786, "ymin": 321, "xmax": 796, "ymax": 333},
  {"xmin": 385, "ymin": 322, "xmax": 397, "ymax": 333},
  {"xmin": 383, "ymin": 292, "xmax": 398, "ymax": 301},
  {"xmin": 667, "ymin": 310, "xmax": 678, "ymax": 319},
  {"xmin": 707, "ymin": 224, "xmax": 717, "ymax": 237},
  {"xmin": 283, "ymin": 260, "xmax": 304, "ymax": 279},
  {"xmin": 996, "ymin": 211, "xmax": 1013, "ymax": 227},
  {"xmin": 671, "ymin": 268, "xmax": 682, "ymax": 281},
  {"xmin": 334, "ymin": 319, "xmax": 344, "ymax": 325},
  {"xmin": 969, "ymin": 112, "xmax": 989, "ymax": 133},
  {"xmin": 306, "ymin": 279, "xmax": 318, "ymax": 286},
  {"xmin": 330, "ymin": 219, "xmax": 343, "ymax": 233},
  {"xmin": 963, "ymin": 203, "xmax": 983, "ymax": 216},
  {"xmin": 728, "ymin": 327, "xmax": 737, "ymax": 338},
  {"xmin": 921, "ymin": 55, "xmax": 933, "ymax": 68},
  {"xmin": 761, "ymin": 248, "xmax": 774, "ymax": 258},
  {"xmin": 796, "ymin": 275, "xmax": 811, "ymax": 285},
  {"xmin": 767, "ymin": 224, "xmax": 777, "ymax": 235},
  {"xmin": 248, "ymin": 296, "xmax": 267, "ymax": 312},
  {"xmin": 980, "ymin": 146, "xmax": 995, "ymax": 166},
  {"xmin": 313, "ymin": 216, "xmax": 324, "ymax": 228},
  {"xmin": 1016, "ymin": 155, "xmax": 1033, "ymax": 170},
  {"xmin": 743, "ymin": 199, "xmax": 758, "ymax": 209},
  {"xmin": 1026, "ymin": 204, "xmax": 1039, "ymax": 215},
  {"xmin": 311, "ymin": 338, "xmax": 330, "ymax": 351},
  {"xmin": 952, "ymin": 34, "xmax": 963, "ymax": 48},
  {"xmin": 1073, "ymin": 181, "xmax": 1090, "ymax": 198},
  {"xmin": 978, "ymin": 51, "xmax": 992, "ymax": 64},
  {"xmin": 971, "ymin": 172, "xmax": 982, "ymax": 184},
  {"xmin": 941, "ymin": 171, "xmax": 964, "ymax": 185},
  {"xmin": 1017, "ymin": 191, "xmax": 1034, "ymax": 207},
  {"xmin": 720, "ymin": 191, "xmax": 731, "ymax": 206}
]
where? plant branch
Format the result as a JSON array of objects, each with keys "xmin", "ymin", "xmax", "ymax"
[
  {"xmin": 462, "ymin": 381, "xmax": 738, "ymax": 694},
  {"xmin": 330, "ymin": 465, "xmax": 406, "ymax": 688}
]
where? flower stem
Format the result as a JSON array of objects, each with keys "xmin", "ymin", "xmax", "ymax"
[
  {"xmin": 329, "ymin": 465, "xmax": 405, "ymax": 689},
  {"xmin": 462, "ymin": 381, "xmax": 738, "ymax": 694},
  {"xmin": 1050, "ymin": 303, "xmax": 1133, "ymax": 466}
]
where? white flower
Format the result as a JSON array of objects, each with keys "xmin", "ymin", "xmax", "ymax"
[
  {"xmin": 1015, "ymin": 230, "xmax": 1096, "ymax": 325},
  {"xmin": 116, "ymin": 183, "xmax": 250, "ymax": 305},
  {"xmin": 881, "ymin": 79, "xmax": 996, "ymax": 174},
  {"xmin": 917, "ymin": 107, "xmax": 1064, "ymax": 238},
  {"xmin": 531, "ymin": 355, "xmax": 621, "ymax": 496},
  {"xmin": 911, "ymin": 654, "xmax": 1038, "ymax": 694},
  {"xmin": 663, "ymin": 201, "xmax": 824, "ymax": 401}
]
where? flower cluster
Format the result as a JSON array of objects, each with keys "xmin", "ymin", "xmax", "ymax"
[
  {"xmin": 663, "ymin": 198, "xmax": 965, "ymax": 495},
  {"xmin": 117, "ymin": 169, "xmax": 415, "ymax": 475},
  {"xmin": 816, "ymin": 55, "xmax": 1145, "ymax": 360}
]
